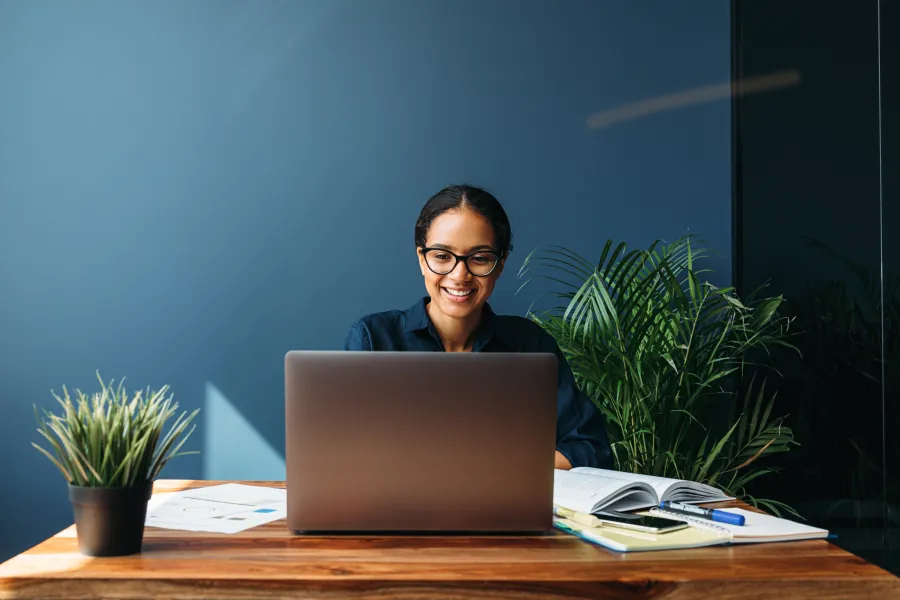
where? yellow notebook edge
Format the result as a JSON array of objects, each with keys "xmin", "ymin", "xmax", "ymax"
[{"xmin": 553, "ymin": 517, "xmax": 729, "ymax": 552}]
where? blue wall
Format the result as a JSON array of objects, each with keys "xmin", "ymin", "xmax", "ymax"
[{"xmin": 0, "ymin": 0, "xmax": 731, "ymax": 560}]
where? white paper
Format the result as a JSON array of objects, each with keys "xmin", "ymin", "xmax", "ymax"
[
  {"xmin": 648, "ymin": 506, "xmax": 829, "ymax": 543},
  {"xmin": 553, "ymin": 470, "xmax": 656, "ymax": 513},
  {"xmin": 146, "ymin": 484, "xmax": 286, "ymax": 534}
]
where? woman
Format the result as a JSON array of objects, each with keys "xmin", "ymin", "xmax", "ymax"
[{"xmin": 344, "ymin": 184, "xmax": 612, "ymax": 470}]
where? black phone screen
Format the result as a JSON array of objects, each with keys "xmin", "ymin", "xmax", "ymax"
[{"xmin": 595, "ymin": 513, "xmax": 688, "ymax": 533}]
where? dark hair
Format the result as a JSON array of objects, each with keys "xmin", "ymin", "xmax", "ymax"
[{"xmin": 414, "ymin": 184, "xmax": 513, "ymax": 257}]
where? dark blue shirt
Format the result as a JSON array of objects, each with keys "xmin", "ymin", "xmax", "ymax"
[{"xmin": 343, "ymin": 297, "xmax": 613, "ymax": 469}]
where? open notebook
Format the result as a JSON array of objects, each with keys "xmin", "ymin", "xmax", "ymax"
[
  {"xmin": 553, "ymin": 467, "xmax": 732, "ymax": 515},
  {"xmin": 648, "ymin": 506, "xmax": 830, "ymax": 544},
  {"xmin": 555, "ymin": 507, "xmax": 829, "ymax": 552}
]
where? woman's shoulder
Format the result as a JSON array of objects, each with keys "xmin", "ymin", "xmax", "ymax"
[
  {"xmin": 349, "ymin": 298, "xmax": 426, "ymax": 333},
  {"xmin": 344, "ymin": 307, "xmax": 412, "ymax": 351},
  {"xmin": 349, "ymin": 308, "xmax": 407, "ymax": 331},
  {"xmin": 490, "ymin": 312, "xmax": 560, "ymax": 350},
  {"xmin": 492, "ymin": 312, "xmax": 543, "ymax": 331}
]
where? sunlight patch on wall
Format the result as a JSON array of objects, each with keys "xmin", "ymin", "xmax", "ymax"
[{"xmin": 203, "ymin": 381, "xmax": 285, "ymax": 481}]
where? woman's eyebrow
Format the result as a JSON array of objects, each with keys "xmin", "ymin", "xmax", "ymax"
[{"xmin": 428, "ymin": 243, "xmax": 496, "ymax": 252}]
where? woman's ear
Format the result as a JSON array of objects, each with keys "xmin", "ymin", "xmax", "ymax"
[
  {"xmin": 495, "ymin": 254, "xmax": 507, "ymax": 277},
  {"xmin": 416, "ymin": 248, "xmax": 427, "ymax": 276}
]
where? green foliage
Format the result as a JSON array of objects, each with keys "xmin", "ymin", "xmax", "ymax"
[
  {"xmin": 518, "ymin": 237, "xmax": 800, "ymax": 515},
  {"xmin": 32, "ymin": 372, "xmax": 199, "ymax": 488}
]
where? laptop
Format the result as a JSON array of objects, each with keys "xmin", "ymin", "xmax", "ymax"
[{"xmin": 284, "ymin": 350, "xmax": 558, "ymax": 533}]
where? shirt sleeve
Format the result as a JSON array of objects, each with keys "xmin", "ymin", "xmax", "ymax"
[
  {"xmin": 541, "ymin": 333, "xmax": 614, "ymax": 469},
  {"xmin": 343, "ymin": 320, "xmax": 373, "ymax": 351}
]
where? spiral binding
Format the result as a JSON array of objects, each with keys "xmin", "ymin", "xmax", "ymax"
[{"xmin": 649, "ymin": 508, "xmax": 733, "ymax": 535}]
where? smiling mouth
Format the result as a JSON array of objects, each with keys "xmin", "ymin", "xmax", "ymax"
[{"xmin": 442, "ymin": 287, "xmax": 474, "ymax": 298}]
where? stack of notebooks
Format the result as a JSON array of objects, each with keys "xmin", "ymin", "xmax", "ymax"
[{"xmin": 552, "ymin": 467, "xmax": 829, "ymax": 552}]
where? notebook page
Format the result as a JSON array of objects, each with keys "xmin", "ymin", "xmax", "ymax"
[
  {"xmin": 571, "ymin": 467, "xmax": 679, "ymax": 501},
  {"xmin": 649, "ymin": 507, "xmax": 829, "ymax": 543},
  {"xmin": 714, "ymin": 508, "xmax": 828, "ymax": 541},
  {"xmin": 554, "ymin": 470, "xmax": 654, "ymax": 514},
  {"xmin": 572, "ymin": 468, "xmax": 731, "ymax": 503}
]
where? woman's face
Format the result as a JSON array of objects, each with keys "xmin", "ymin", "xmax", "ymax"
[{"xmin": 417, "ymin": 208, "xmax": 504, "ymax": 321}]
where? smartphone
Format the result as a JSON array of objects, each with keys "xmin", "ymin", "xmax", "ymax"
[{"xmin": 594, "ymin": 513, "xmax": 688, "ymax": 534}]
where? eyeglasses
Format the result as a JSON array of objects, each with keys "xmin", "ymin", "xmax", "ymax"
[{"xmin": 420, "ymin": 247, "xmax": 501, "ymax": 277}]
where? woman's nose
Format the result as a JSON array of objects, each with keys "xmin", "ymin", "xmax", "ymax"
[{"xmin": 449, "ymin": 259, "xmax": 472, "ymax": 280}]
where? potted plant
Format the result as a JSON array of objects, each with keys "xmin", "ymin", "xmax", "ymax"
[
  {"xmin": 518, "ymin": 236, "xmax": 800, "ymax": 515},
  {"xmin": 32, "ymin": 372, "xmax": 199, "ymax": 557}
]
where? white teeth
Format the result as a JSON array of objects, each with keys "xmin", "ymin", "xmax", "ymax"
[{"xmin": 444, "ymin": 288, "xmax": 473, "ymax": 297}]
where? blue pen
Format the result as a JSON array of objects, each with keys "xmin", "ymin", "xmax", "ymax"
[{"xmin": 659, "ymin": 501, "xmax": 746, "ymax": 526}]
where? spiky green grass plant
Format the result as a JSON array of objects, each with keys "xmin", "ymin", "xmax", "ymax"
[{"xmin": 33, "ymin": 373, "xmax": 199, "ymax": 487}]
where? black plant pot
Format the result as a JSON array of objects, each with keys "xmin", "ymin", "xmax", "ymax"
[{"xmin": 68, "ymin": 482, "xmax": 153, "ymax": 557}]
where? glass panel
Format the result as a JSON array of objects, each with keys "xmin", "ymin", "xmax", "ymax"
[
  {"xmin": 735, "ymin": 0, "xmax": 892, "ymax": 572},
  {"xmin": 879, "ymin": 0, "xmax": 899, "ymax": 576}
]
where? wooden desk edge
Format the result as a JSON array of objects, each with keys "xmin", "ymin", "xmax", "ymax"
[{"xmin": 0, "ymin": 479, "xmax": 897, "ymax": 600}]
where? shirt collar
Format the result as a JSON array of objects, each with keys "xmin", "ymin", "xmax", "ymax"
[
  {"xmin": 403, "ymin": 296, "xmax": 498, "ymax": 350},
  {"xmin": 403, "ymin": 296, "xmax": 431, "ymax": 333}
]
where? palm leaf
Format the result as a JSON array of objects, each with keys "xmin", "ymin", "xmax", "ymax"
[{"xmin": 518, "ymin": 237, "xmax": 797, "ymax": 507}]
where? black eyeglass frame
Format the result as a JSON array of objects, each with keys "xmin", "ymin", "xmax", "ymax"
[{"xmin": 419, "ymin": 247, "xmax": 502, "ymax": 277}]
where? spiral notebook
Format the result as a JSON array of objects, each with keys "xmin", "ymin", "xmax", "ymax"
[
  {"xmin": 648, "ymin": 507, "xmax": 829, "ymax": 544},
  {"xmin": 554, "ymin": 507, "xmax": 828, "ymax": 552}
]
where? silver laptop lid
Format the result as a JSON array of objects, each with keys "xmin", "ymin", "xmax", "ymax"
[{"xmin": 285, "ymin": 351, "xmax": 557, "ymax": 532}]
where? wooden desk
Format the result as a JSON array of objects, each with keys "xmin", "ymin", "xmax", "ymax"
[{"xmin": 1, "ymin": 480, "xmax": 897, "ymax": 599}]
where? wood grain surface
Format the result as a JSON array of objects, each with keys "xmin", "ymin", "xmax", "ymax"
[{"xmin": 1, "ymin": 480, "xmax": 897, "ymax": 599}]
